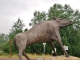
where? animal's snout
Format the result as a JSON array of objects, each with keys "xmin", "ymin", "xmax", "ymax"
[{"xmin": 70, "ymin": 21, "xmax": 73, "ymax": 24}]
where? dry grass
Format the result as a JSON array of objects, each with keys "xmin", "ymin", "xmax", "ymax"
[
  {"xmin": 0, "ymin": 53, "xmax": 80, "ymax": 60},
  {"xmin": 0, "ymin": 53, "xmax": 51, "ymax": 58},
  {"xmin": 27, "ymin": 53, "xmax": 51, "ymax": 58}
]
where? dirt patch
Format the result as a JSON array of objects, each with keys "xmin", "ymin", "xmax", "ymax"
[{"xmin": 44, "ymin": 56, "xmax": 80, "ymax": 60}]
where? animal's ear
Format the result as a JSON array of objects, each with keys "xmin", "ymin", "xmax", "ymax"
[{"xmin": 52, "ymin": 17, "xmax": 56, "ymax": 20}]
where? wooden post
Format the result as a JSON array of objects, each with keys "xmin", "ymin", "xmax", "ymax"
[{"xmin": 9, "ymin": 40, "xmax": 12, "ymax": 58}]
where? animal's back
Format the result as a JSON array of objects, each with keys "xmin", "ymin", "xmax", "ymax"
[{"xmin": 26, "ymin": 20, "xmax": 59, "ymax": 45}]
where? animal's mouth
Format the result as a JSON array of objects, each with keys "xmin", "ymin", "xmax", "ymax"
[
  {"xmin": 70, "ymin": 21, "xmax": 73, "ymax": 24},
  {"xmin": 66, "ymin": 21, "xmax": 73, "ymax": 26},
  {"xmin": 63, "ymin": 21, "xmax": 73, "ymax": 27}
]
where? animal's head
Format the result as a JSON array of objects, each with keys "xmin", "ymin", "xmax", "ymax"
[{"xmin": 53, "ymin": 17, "xmax": 73, "ymax": 27}]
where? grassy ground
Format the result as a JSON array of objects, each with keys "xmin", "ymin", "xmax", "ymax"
[
  {"xmin": 0, "ymin": 53, "xmax": 80, "ymax": 60},
  {"xmin": 0, "ymin": 53, "xmax": 51, "ymax": 58}
]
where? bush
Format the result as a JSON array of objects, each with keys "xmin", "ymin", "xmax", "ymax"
[
  {"xmin": 72, "ymin": 46, "xmax": 80, "ymax": 57},
  {"xmin": 2, "ymin": 42, "xmax": 18, "ymax": 54}
]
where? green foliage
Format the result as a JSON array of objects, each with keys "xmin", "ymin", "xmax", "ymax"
[
  {"xmin": 0, "ymin": 34, "xmax": 8, "ymax": 45},
  {"xmin": 29, "ymin": 4, "xmax": 80, "ymax": 57},
  {"xmin": 9, "ymin": 18, "xmax": 25, "ymax": 40},
  {"xmin": 45, "ymin": 43, "xmax": 52, "ymax": 54},
  {"xmin": 26, "ymin": 43, "xmax": 43, "ymax": 54},
  {"xmin": 2, "ymin": 42, "xmax": 18, "ymax": 53},
  {"xmin": 0, "ymin": 34, "xmax": 8, "ymax": 51},
  {"xmin": 3, "ymin": 18, "xmax": 25, "ymax": 53},
  {"xmin": 2, "ymin": 42, "xmax": 10, "ymax": 53},
  {"xmin": 48, "ymin": 4, "xmax": 80, "ymax": 57},
  {"xmin": 71, "ymin": 46, "xmax": 80, "ymax": 57},
  {"xmin": 0, "ymin": 40, "xmax": 7, "ymax": 45},
  {"xmin": 29, "ymin": 11, "xmax": 46, "ymax": 26}
]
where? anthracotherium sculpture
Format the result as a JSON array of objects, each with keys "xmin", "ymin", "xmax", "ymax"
[{"xmin": 14, "ymin": 17, "xmax": 73, "ymax": 60}]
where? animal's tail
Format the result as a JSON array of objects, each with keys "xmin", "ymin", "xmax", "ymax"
[{"xmin": 13, "ymin": 37, "xmax": 17, "ymax": 50}]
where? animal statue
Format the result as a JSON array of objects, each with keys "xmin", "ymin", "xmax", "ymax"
[{"xmin": 14, "ymin": 17, "xmax": 72, "ymax": 60}]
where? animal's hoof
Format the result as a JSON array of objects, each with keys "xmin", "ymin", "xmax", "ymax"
[{"xmin": 66, "ymin": 55, "xmax": 69, "ymax": 57}]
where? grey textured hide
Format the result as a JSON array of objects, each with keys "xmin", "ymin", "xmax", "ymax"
[{"xmin": 14, "ymin": 17, "xmax": 72, "ymax": 60}]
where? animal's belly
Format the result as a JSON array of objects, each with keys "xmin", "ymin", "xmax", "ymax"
[{"xmin": 26, "ymin": 35, "xmax": 52, "ymax": 46}]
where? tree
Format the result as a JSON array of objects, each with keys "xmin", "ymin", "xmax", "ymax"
[
  {"xmin": 0, "ymin": 34, "xmax": 8, "ymax": 45},
  {"xmin": 29, "ymin": 4, "xmax": 80, "ymax": 57},
  {"xmin": 9, "ymin": 18, "xmax": 25, "ymax": 40},
  {"xmin": 0, "ymin": 34, "xmax": 8, "ymax": 51},
  {"xmin": 3, "ymin": 18, "xmax": 25, "ymax": 53},
  {"xmin": 48, "ymin": 4, "xmax": 80, "ymax": 56},
  {"xmin": 29, "ymin": 11, "xmax": 47, "ymax": 27}
]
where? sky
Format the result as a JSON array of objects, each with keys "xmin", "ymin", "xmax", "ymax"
[{"xmin": 0, "ymin": 0, "xmax": 80, "ymax": 34}]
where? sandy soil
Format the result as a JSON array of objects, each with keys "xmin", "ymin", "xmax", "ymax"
[{"xmin": 44, "ymin": 56, "xmax": 80, "ymax": 60}]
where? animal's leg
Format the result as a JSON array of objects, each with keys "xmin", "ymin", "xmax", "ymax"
[
  {"xmin": 52, "ymin": 28, "xmax": 69, "ymax": 57},
  {"xmin": 22, "ymin": 50, "xmax": 31, "ymax": 60},
  {"xmin": 18, "ymin": 41, "xmax": 27, "ymax": 60},
  {"xmin": 50, "ymin": 42, "xmax": 57, "ymax": 56},
  {"xmin": 56, "ymin": 40, "xmax": 69, "ymax": 57},
  {"xmin": 18, "ymin": 48, "xmax": 23, "ymax": 60}
]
